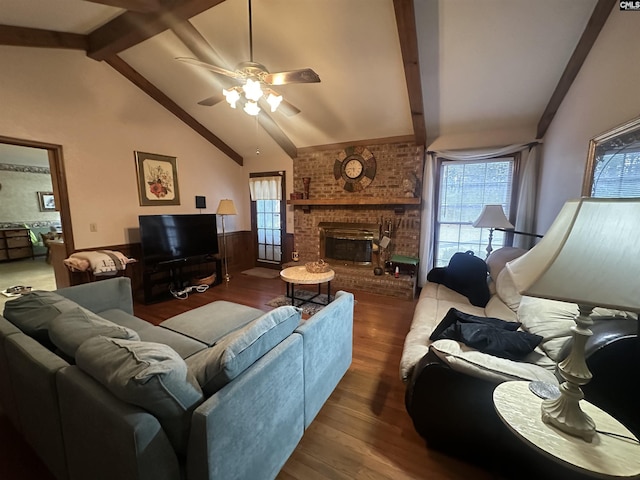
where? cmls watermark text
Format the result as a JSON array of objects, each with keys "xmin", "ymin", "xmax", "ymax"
[{"xmin": 620, "ymin": 1, "xmax": 640, "ymax": 10}]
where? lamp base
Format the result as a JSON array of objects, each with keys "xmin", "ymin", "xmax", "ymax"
[{"xmin": 541, "ymin": 382, "xmax": 596, "ymax": 441}]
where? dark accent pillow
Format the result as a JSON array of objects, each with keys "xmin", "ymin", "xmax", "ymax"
[
  {"xmin": 427, "ymin": 251, "xmax": 490, "ymax": 307},
  {"xmin": 430, "ymin": 308, "xmax": 521, "ymax": 341},
  {"xmin": 431, "ymin": 309, "xmax": 542, "ymax": 360}
]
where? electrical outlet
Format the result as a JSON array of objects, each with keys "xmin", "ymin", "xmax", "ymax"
[{"xmin": 89, "ymin": 223, "xmax": 98, "ymax": 232}]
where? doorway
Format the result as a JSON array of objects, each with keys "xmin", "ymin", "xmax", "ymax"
[
  {"xmin": 249, "ymin": 172, "xmax": 285, "ymax": 268},
  {"xmin": 0, "ymin": 136, "xmax": 73, "ymax": 295}
]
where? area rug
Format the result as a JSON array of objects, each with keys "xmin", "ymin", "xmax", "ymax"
[
  {"xmin": 266, "ymin": 289, "xmax": 334, "ymax": 316},
  {"xmin": 241, "ymin": 267, "xmax": 281, "ymax": 279}
]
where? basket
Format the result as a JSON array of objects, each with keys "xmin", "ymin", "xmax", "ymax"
[{"xmin": 305, "ymin": 259, "xmax": 330, "ymax": 273}]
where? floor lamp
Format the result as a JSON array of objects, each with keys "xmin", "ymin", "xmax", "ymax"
[
  {"xmin": 216, "ymin": 199, "xmax": 237, "ymax": 282},
  {"xmin": 473, "ymin": 204, "xmax": 514, "ymax": 259}
]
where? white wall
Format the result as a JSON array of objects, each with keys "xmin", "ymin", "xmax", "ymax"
[
  {"xmin": 0, "ymin": 46, "xmax": 248, "ymax": 249},
  {"xmin": 537, "ymin": 9, "xmax": 640, "ymax": 232}
]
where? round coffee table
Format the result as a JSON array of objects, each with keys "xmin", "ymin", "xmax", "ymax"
[{"xmin": 280, "ymin": 266, "xmax": 335, "ymax": 307}]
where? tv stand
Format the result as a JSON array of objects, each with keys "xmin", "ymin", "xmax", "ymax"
[{"xmin": 143, "ymin": 256, "xmax": 222, "ymax": 304}]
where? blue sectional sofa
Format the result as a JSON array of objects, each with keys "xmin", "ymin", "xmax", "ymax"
[{"xmin": 0, "ymin": 278, "xmax": 354, "ymax": 480}]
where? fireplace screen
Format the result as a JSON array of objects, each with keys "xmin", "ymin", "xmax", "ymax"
[{"xmin": 319, "ymin": 222, "xmax": 379, "ymax": 266}]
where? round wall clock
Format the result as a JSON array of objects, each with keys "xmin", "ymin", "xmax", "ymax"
[{"xmin": 333, "ymin": 146, "xmax": 376, "ymax": 192}]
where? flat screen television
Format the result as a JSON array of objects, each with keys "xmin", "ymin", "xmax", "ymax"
[{"xmin": 139, "ymin": 214, "xmax": 219, "ymax": 266}]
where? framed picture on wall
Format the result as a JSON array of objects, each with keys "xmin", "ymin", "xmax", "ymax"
[
  {"xmin": 135, "ymin": 151, "xmax": 181, "ymax": 206},
  {"xmin": 37, "ymin": 191, "xmax": 56, "ymax": 211}
]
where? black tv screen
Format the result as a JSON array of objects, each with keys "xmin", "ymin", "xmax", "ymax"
[{"xmin": 139, "ymin": 214, "xmax": 219, "ymax": 265}]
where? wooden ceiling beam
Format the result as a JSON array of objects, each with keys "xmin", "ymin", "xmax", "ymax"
[
  {"xmin": 0, "ymin": 25, "xmax": 87, "ymax": 50},
  {"xmin": 105, "ymin": 55, "xmax": 243, "ymax": 165},
  {"xmin": 536, "ymin": 0, "xmax": 616, "ymax": 139},
  {"xmin": 84, "ymin": 0, "xmax": 175, "ymax": 14},
  {"xmin": 393, "ymin": 0, "xmax": 426, "ymax": 147},
  {"xmin": 87, "ymin": 0, "xmax": 227, "ymax": 61}
]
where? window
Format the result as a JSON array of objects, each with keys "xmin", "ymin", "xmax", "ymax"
[
  {"xmin": 250, "ymin": 172, "xmax": 285, "ymax": 266},
  {"xmin": 584, "ymin": 116, "xmax": 640, "ymax": 198},
  {"xmin": 591, "ymin": 149, "xmax": 640, "ymax": 198},
  {"xmin": 434, "ymin": 157, "xmax": 516, "ymax": 266},
  {"xmin": 255, "ymin": 199, "xmax": 282, "ymax": 263}
]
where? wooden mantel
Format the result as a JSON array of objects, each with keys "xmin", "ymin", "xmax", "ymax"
[{"xmin": 287, "ymin": 197, "xmax": 421, "ymax": 206}]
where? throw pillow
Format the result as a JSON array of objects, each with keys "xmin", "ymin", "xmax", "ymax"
[
  {"xmin": 186, "ymin": 305, "xmax": 301, "ymax": 396},
  {"xmin": 517, "ymin": 296, "xmax": 577, "ymax": 362},
  {"xmin": 76, "ymin": 337, "xmax": 203, "ymax": 456},
  {"xmin": 427, "ymin": 251, "xmax": 490, "ymax": 307},
  {"xmin": 436, "ymin": 322, "xmax": 543, "ymax": 360},
  {"xmin": 3, "ymin": 291, "xmax": 80, "ymax": 347},
  {"xmin": 49, "ymin": 306, "xmax": 140, "ymax": 358},
  {"xmin": 430, "ymin": 307, "xmax": 521, "ymax": 340}
]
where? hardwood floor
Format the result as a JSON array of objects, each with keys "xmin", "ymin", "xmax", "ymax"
[{"xmin": 0, "ymin": 269, "xmax": 496, "ymax": 480}]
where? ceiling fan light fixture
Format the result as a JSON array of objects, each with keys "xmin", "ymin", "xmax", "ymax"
[
  {"xmin": 266, "ymin": 91, "xmax": 283, "ymax": 112},
  {"xmin": 244, "ymin": 100, "xmax": 261, "ymax": 116},
  {"xmin": 223, "ymin": 87, "xmax": 241, "ymax": 108},
  {"xmin": 242, "ymin": 78, "xmax": 263, "ymax": 102}
]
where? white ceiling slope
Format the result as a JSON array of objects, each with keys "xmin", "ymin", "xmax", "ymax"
[{"xmin": 1, "ymin": 0, "xmax": 602, "ymax": 160}]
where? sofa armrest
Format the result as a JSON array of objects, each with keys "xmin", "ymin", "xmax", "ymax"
[
  {"xmin": 187, "ymin": 334, "xmax": 304, "ymax": 480},
  {"xmin": 57, "ymin": 367, "xmax": 180, "ymax": 480},
  {"xmin": 55, "ymin": 277, "xmax": 134, "ymax": 315},
  {"xmin": 294, "ymin": 290, "xmax": 354, "ymax": 428}
]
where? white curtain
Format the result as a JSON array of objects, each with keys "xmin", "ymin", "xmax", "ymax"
[
  {"xmin": 418, "ymin": 142, "xmax": 540, "ymax": 287},
  {"xmin": 249, "ymin": 176, "xmax": 282, "ymax": 201},
  {"xmin": 513, "ymin": 144, "xmax": 540, "ymax": 250}
]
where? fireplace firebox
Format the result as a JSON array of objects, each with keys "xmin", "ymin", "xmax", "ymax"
[{"xmin": 319, "ymin": 222, "xmax": 380, "ymax": 266}]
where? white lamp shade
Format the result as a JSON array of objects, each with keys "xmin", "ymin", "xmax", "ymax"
[
  {"xmin": 472, "ymin": 205, "xmax": 514, "ymax": 229},
  {"xmin": 216, "ymin": 199, "xmax": 237, "ymax": 215},
  {"xmin": 506, "ymin": 197, "xmax": 640, "ymax": 311}
]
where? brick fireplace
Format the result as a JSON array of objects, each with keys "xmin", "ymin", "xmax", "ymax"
[{"xmin": 290, "ymin": 141, "xmax": 423, "ymax": 298}]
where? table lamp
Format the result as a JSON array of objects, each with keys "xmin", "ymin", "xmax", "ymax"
[
  {"xmin": 506, "ymin": 197, "xmax": 640, "ymax": 441},
  {"xmin": 472, "ymin": 205, "xmax": 514, "ymax": 259},
  {"xmin": 216, "ymin": 199, "xmax": 237, "ymax": 282}
]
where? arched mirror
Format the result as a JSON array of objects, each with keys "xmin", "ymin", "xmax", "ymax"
[{"xmin": 582, "ymin": 116, "xmax": 640, "ymax": 198}]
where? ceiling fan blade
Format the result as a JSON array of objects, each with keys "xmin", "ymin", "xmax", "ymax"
[
  {"xmin": 176, "ymin": 57, "xmax": 242, "ymax": 80},
  {"xmin": 197, "ymin": 95, "xmax": 223, "ymax": 107},
  {"xmin": 257, "ymin": 96, "xmax": 300, "ymax": 117},
  {"xmin": 258, "ymin": 112, "xmax": 297, "ymax": 159},
  {"xmin": 263, "ymin": 68, "xmax": 320, "ymax": 85},
  {"xmin": 278, "ymin": 99, "xmax": 301, "ymax": 117}
]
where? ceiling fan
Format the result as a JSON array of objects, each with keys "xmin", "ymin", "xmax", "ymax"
[{"xmin": 176, "ymin": 0, "xmax": 320, "ymax": 117}]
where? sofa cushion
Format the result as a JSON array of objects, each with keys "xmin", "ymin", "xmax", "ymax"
[
  {"xmin": 517, "ymin": 296, "xmax": 577, "ymax": 362},
  {"xmin": 186, "ymin": 305, "xmax": 301, "ymax": 395},
  {"xmin": 3, "ymin": 291, "xmax": 80, "ymax": 347},
  {"xmin": 76, "ymin": 337, "xmax": 203, "ymax": 456},
  {"xmin": 49, "ymin": 306, "xmax": 140, "ymax": 358},
  {"xmin": 494, "ymin": 268, "xmax": 522, "ymax": 312},
  {"xmin": 160, "ymin": 301, "xmax": 265, "ymax": 347},
  {"xmin": 517, "ymin": 296, "xmax": 638, "ymax": 362},
  {"xmin": 486, "ymin": 247, "xmax": 528, "ymax": 282},
  {"xmin": 430, "ymin": 339, "xmax": 559, "ymax": 385}
]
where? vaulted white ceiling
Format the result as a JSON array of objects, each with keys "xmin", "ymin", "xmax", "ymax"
[{"xmin": 1, "ymin": 0, "xmax": 605, "ymax": 162}]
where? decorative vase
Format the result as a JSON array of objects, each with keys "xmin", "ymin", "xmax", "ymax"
[{"xmin": 302, "ymin": 177, "xmax": 311, "ymax": 199}]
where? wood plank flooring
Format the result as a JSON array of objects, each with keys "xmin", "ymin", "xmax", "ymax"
[{"xmin": 0, "ymin": 270, "xmax": 495, "ymax": 479}]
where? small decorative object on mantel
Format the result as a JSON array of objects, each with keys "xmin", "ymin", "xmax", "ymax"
[
  {"xmin": 302, "ymin": 177, "xmax": 311, "ymax": 199},
  {"xmin": 305, "ymin": 259, "xmax": 330, "ymax": 273}
]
